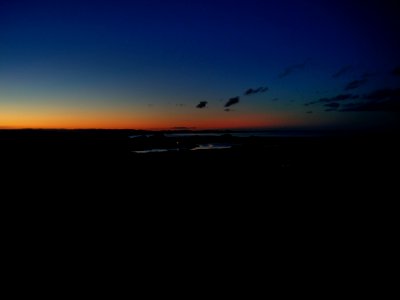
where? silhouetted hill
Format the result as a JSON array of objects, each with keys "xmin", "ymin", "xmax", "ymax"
[{"xmin": 1, "ymin": 129, "xmax": 398, "ymax": 187}]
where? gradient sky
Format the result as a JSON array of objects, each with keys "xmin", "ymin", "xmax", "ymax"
[{"xmin": 1, "ymin": 0, "xmax": 399, "ymax": 130}]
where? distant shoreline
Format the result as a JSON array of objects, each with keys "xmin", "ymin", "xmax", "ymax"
[{"xmin": 1, "ymin": 127, "xmax": 397, "ymax": 135}]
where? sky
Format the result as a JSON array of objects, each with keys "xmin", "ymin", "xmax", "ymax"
[{"xmin": 1, "ymin": 0, "xmax": 399, "ymax": 130}]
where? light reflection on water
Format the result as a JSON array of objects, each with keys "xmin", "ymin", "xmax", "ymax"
[
  {"xmin": 129, "ymin": 135, "xmax": 153, "ymax": 139},
  {"xmin": 133, "ymin": 143, "xmax": 232, "ymax": 153},
  {"xmin": 133, "ymin": 148, "xmax": 178, "ymax": 154},
  {"xmin": 165, "ymin": 133, "xmax": 222, "ymax": 138},
  {"xmin": 191, "ymin": 144, "xmax": 232, "ymax": 151}
]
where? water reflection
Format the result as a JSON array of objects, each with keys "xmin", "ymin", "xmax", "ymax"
[
  {"xmin": 133, "ymin": 148, "xmax": 178, "ymax": 154},
  {"xmin": 191, "ymin": 144, "xmax": 232, "ymax": 151},
  {"xmin": 133, "ymin": 143, "xmax": 232, "ymax": 153}
]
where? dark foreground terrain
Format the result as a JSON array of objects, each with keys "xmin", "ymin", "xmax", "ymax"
[
  {"xmin": 1, "ymin": 129, "xmax": 398, "ymax": 186},
  {"xmin": 1, "ymin": 129, "xmax": 397, "ymax": 258}
]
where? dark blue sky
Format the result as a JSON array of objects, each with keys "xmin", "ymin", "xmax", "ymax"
[{"xmin": 1, "ymin": 0, "xmax": 399, "ymax": 129}]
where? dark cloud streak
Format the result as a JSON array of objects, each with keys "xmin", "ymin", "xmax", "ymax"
[
  {"xmin": 224, "ymin": 97, "xmax": 240, "ymax": 108},
  {"xmin": 340, "ymin": 88, "xmax": 400, "ymax": 112},
  {"xmin": 196, "ymin": 101, "xmax": 208, "ymax": 109},
  {"xmin": 244, "ymin": 86, "xmax": 269, "ymax": 95},
  {"xmin": 341, "ymin": 100, "xmax": 400, "ymax": 112},
  {"xmin": 324, "ymin": 102, "xmax": 340, "ymax": 108},
  {"xmin": 332, "ymin": 65, "xmax": 352, "ymax": 78},
  {"xmin": 305, "ymin": 94, "xmax": 359, "ymax": 106},
  {"xmin": 279, "ymin": 59, "xmax": 311, "ymax": 78},
  {"xmin": 344, "ymin": 79, "xmax": 368, "ymax": 91},
  {"xmin": 365, "ymin": 88, "xmax": 400, "ymax": 101},
  {"xmin": 320, "ymin": 94, "xmax": 359, "ymax": 102}
]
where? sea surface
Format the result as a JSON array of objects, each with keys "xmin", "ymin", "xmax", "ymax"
[
  {"xmin": 133, "ymin": 144, "xmax": 232, "ymax": 153},
  {"xmin": 130, "ymin": 130, "xmax": 324, "ymax": 139},
  {"xmin": 164, "ymin": 131, "xmax": 324, "ymax": 138},
  {"xmin": 130, "ymin": 130, "xmax": 325, "ymax": 153}
]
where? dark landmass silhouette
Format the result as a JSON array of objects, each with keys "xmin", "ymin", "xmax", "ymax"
[
  {"xmin": 1, "ymin": 129, "xmax": 398, "ymax": 176},
  {"xmin": 1, "ymin": 128, "xmax": 398, "ymax": 221}
]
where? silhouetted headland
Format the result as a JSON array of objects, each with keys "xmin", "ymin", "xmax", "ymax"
[
  {"xmin": 1, "ymin": 129, "xmax": 398, "ymax": 177},
  {"xmin": 1, "ymin": 128, "xmax": 398, "ymax": 223}
]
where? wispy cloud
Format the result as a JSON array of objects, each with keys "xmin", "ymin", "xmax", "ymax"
[
  {"xmin": 224, "ymin": 97, "xmax": 240, "ymax": 108},
  {"xmin": 340, "ymin": 88, "xmax": 400, "ymax": 112},
  {"xmin": 244, "ymin": 86, "xmax": 269, "ymax": 96},
  {"xmin": 196, "ymin": 101, "xmax": 208, "ymax": 109},
  {"xmin": 320, "ymin": 94, "xmax": 359, "ymax": 102},
  {"xmin": 305, "ymin": 94, "xmax": 359, "ymax": 106},
  {"xmin": 344, "ymin": 73, "xmax": 371, "ymax": 91},
  {"xmin": 305, "ymin": 88, "xmax": 400, "ymax": 112},
  {"xmin": 365, "ymin": 88, "xmax": 400, "ymax": 100},
  {"xmin": 279, "ymin": 59, "xmax": 311, "ymax": 78},
  {"xmin": 324, "ymin": 102, "xmax": 340, "ymax": 109},
  {"xmin": 341, "ymin": 100, "xmax": 400, "ymax": 112},
  {"xmin": 344, "ymin": 79, "xmax": 368, "ymax": 90},
  {"xmin": 332, "ymin": 65, "xmax": 352, "ymax": 78}
]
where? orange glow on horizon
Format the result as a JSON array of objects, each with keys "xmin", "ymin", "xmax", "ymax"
[
  {"xmin": 0, "ymin": 103, "xmax": 305, "ymax": 130},
  {"xmin": 0, "ymin": 113, "xmax": 302, "ymax": 130}
]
